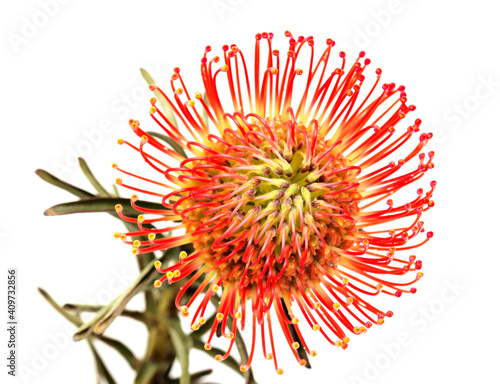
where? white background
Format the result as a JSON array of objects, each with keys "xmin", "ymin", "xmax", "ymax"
[{"xmin": 1, "ymin": 0, "xmax": 500, "ymax": 383}]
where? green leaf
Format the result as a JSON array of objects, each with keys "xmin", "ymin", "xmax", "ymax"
[
  {"xmin": 190, "ymin": 312, "xmax": 217, "ymax": 338},
  {"xmin": 35, "ymin": 169, "xmax": 93, "ymax": 199},
  {"xmin": 234, "ymin": 325, "xmax": 258, "ymax": 384},
  {"xmin": 140, "ymin": 68, "xmax": 178, "ymax": 128},
  {"xmin": 78, "ymin": 158, "xmax": 110, "ymax": 197},
  {"xmin": 167, "ymin": 369, "xmax": 212, "ymax": 384},
  {"xmin": 165, "ymin": 317, "xmax": 192, "ymax": 384},
  {"xmin": 280, "ymin": 298, "xmax": 311, "ymax": 369},
  {"xmin": 147, "ymin": 131, "xmax": 187, "ymax": 158},
  {"xmin": 88, "ymin": 340, "xmax": 117, "ymax": 384},
  {"xmin": 63, "ymin": 303, "xmax": 147, "ymax": 324},
  {"xmin": 38, "ymin": 288, "xmax": 82, "ymax": 326},
  {"xmin": 192, "ymin": 339, "xmax": 242, "ymax": 376},
  {"xmin": 135, "ymin": 361, "xmax": 160, "ymax": 384},
  {"xmin": 73, "ymin": 254, "xmax": 171, "ymax": 341},
  {"xmin": 287, "ymin": 323, "xmax": 311, "ymax": 369},
  {"xmin": 44, "ymin": 197, "xmax": 165, "ymax": 216},
  {"xmin": 98, "ymin": 335, "xmax": 140, "ymax": 370}
]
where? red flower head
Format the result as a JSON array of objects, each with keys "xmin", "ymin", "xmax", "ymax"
[{"xmin": 114, "ymin": 31, "xmax": 435, "ymax": 374}]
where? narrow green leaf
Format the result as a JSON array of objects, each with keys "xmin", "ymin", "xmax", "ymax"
[
  {"xmin": 88, "ymin": 340, "xmax": 117, "ymax": 384},
  {"xmin": 140, "ymin": 68, "xmax": 178, "ymax": 128},
  {"xmin": 111, "ymin": 184, "xmax": 120, "ymax": 197},
  {"xmin": 44, "ymin": 197, "xmax": 165, "ymax": 216},
  {"xmin": 135, "ymin": 361, "xmax": 160, "ymax": 384},
  {"xmin": 35, "ymin": 169, "xmax": 93, "ymax": 199},
  {"xmin": 165, "ymin": 317, "xmax": 191, "ymax": 384},
  {"xmin": 38, "ymin": 288, "xmax": 82, "ymax": 326},
  {"xmin": 78, "ymin": 158, "xmax": 110, "ymax": 197},
  {"xmin": 74, "ymin": 254, "xmax": 170, "ymax": 341},
  {"xmin": 192, "ymin": 339, "xmax": 242, "ymax": 376},
  {"xmin": 234, "ymin": 324, "xmax": 258, "ymax": 384},
  {"xmin": 98, "ymin": 335, "xmax": 140, "ymax": 370},
  {"xmin": 287, "ymin": 322, "xmax": 311, "ymax": 369},
  {"xmin": 190, "ymin": 312, "xmax": 217, "ymax": 339},
  {"xmin": 63, "ymin": 303, "xmax": 147, "ymax": 324},
  {"xmin": 281, "ymin": 298, "xmax": 311, "ymax": 369},
  {"xmin": 147, "ymin": 131, "xmax": 187, "ymax": 158},
  {"xmin": 168, "ymin": 369, "xmax": 212, "ymax": 384}
]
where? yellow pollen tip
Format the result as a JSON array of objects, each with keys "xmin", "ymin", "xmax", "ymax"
[
  {"xmin": 215, "ymin": 355, "xmax": 222, "ymax": 361},
  {"xmin": 149, "ymin": 84, "xmax": 156, "ymax": 91},
  {"xmin": 120, "ymin": 234, "xmax": 126, "ymax": 241},
  {"xmin": 417, "ymin": 272, "xmax": 424, "ymax": 278},
  {"xmin": 235, "ymin": 312, "xmax": 242, "ymax": 319},
  {"xmin": 166, "ymin": 271, "xmax": 174, "ymax": 279},
  {"xmin": 333, "ymin": 303, "xmax": 340, "ymax": 310},
  {"xmin": 277, "ymin": 368, "xmax": 284, "ymax": 375},
  {"xmin": 138, "ymin": 215, "xmax": 145, "ymax": 223},
  {"xmin": 188, "ymin": 100, "xmax": 195, "ymax": 107},
  {"xmin": 216, "ymin": 313, "xmax": 224, "ymax": 321},
  {"xmin": 154, "ymin": 260, "xmax": 162, "ymax": 269},
  {"xmin": 212, "ymin": 284, "xmax": 220, "ymax": 292},
  {"xmin": 272, "ymin": 68, "xmax": 278, "ymax": 74},
  {"xmin": 266, "ymin": 353, "xmax": 273, "ymax": 360},
  {"xmin": 314, "ymin": 302, "xmax": 322, "ymax": 309},
  {"xmin": 240, "ymin": 365, "xmax": 247, "ymax": 372},
  {"xmin": 292, "ymin": 342, "xmax": 300, "ymax": 350},
  {"xmin": 198, "ymin": 317, "xmax": 206, "ymax": 325},
  {"xmin": 343, "ymin": 278, "xmax": 349, "ymax": 284},
  {"xmin": 131, "ymin": 248, "xmax": 138, "ymax": 255},
  {"xmin": 347, "ymin": 298, "xmax": 354, "ymax": 305},
  {"xmin": 113, "ymin": 232, "xmax": 120, "ymax": 239},
  {"xmin": 179, "ymin": 251, "xmax": 187, "ymax": 259},
  {"xmin": 191, "ymin": 324, "xmax": 199, "ymax": 330},
  {"xmin": 150, "ymin": 97, "xmax": 156, "ymax": 104},
  {"xmin": 344, "ymin": 337, "xmax": 350, "ymax": 343},
  {"xmin": 292, "ymin": 317, "xmax": 299, "ymax": 324},
  {"xmin": 195, "ymin": 92, "xmax": 202, "ymax": 99},
  {"xmin": 221, "ymin": 65, "xmax": 228, "ymax": 71},
  {"xmin": 204, "ymin": 343, "xmax": 212, "ymax": 351},
  {"xmin": 313, "ymin": 324, "xmax": 320, "ymax": 331},
  {"xmin": 173, "ymin": 270, "xmax": 180, "ymax": 278},
  {"xmin": 141, "ymin": 135, "xmax": 148, "ymax": 141},
  {"xmin": 311, "ymin": 351, "xmax": 317, "ymax": 357},
  {"xmin": 150, "ymin": 106, "xmax": 157, "ymax": 114},
  {"xmin": 378, "ymin": 318, "xmax": 385, "ymax": 325},
  {"xmin": 227, "ymin": 332, "xmax": 234, "ymax": 339},
  {"xmin": 354, "ymin": 327, "xmax": 360, "ymax": 334},
  {"xmin": 299, "ymin": 359, "xmax": 306, "ymax": 366},
  {"xmin": 154, "ymin": 280, "xmax": 162, "ymax": 288},
  {"xmin": 176, "ymin": 88, "xmax": 183, "ymax": 94},
  {"xmin": 148, "ymin": 233, "xmax": 156, "ymax": 241},
  {"xmin": 117, "ymin": 138, "xmax": 124, "ymax": 145},
  {"xmin": 115, "ymin": 178, "xmax": 122, "ymax": 184},
  {"xmin": 180, "ymin": 306, "xmax": 188, "ymax": 313},
  {"xmin": 376, "ymin": 284, "xmax": 383, "ymax": 290},
  {"xmin": 133, "ymin": 240, "xmax": 141, "ymax": 248},
  {"xmin": 111, "ymin": 163, "xmax": 117, "ymax": 169}
]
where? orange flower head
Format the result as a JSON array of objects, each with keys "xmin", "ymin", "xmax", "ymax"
[{"xmin": 114, "ymin": 31, "xmax": 435, "ymax": 373}]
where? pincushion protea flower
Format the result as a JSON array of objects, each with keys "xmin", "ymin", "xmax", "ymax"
[{"xmin": 113, "ymin": 31, "xmax": 435, "ymax": 374}]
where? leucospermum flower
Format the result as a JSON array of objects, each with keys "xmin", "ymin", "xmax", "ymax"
[{"xmin": 114, "ymin": 32, "xmax": 435, "ymax": 374}]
